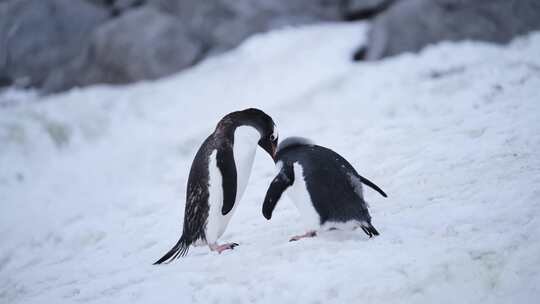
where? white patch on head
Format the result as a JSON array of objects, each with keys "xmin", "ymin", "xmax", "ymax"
[
  {"xmin": 286, "ymin": 162, "xmax": 321, "ymax": 230},
  {"xmin": 277, "ymin": 137, "xmax": 314, "ymax": 152},
  {"xmin": 272, "ymin": 127, "xmax": 278, "ymax": 140}
]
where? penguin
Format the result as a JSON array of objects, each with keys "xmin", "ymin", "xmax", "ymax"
[
  {"xmin": 154, "ymin": 108, "xmax": 278, "ymax": 264},
  {"xmin": 262, "ymin": 137, "xmax": 387, "ymax": 241}
]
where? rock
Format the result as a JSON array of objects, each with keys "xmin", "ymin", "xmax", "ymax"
[
  {"xmin": 0, "ymin": 0, "xmax": 109, "ymax": 87},
  {"xmin": 342, "ymin": 0, "xmax": 395, "ymax": 21},
  {"xmin": 6, "ymin": 0, "xmax": 348, "ymax": 92},
  {"xmin": 149, "ymin": 0, "xmax": 344, "ymax": 53},
  {"xmin": 46, "ymin": 0, "xmax": 345, "ymax": 92},
  {"xmin": 44, "ymin": 7, "xmax": 204, "ymax": 92},
  {"xmin": 90, "ymin": 7, "xmax": 203, "ymax": 81},
  {"xmin": 363, "ymin": 0, "xmax": 540, "ymax": 60},
  {"xmin": 0, "ymin": 76, "xmax": 12, "ymax": 88},
  {"xmin": 86, "ymin": 0, "xmax": 146, "ymax": 16}
]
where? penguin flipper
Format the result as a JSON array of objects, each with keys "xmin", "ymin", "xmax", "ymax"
[
  {"xmin": 263, "ymin": 163, "xmax": 295, "ymax": 220},
  {"xmin": 217, "ymin": 146, "xmax": 237, "ymax": 215}
]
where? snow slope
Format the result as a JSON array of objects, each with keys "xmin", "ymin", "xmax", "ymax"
[{"xmin": 1, "ymin": 23, "xmax": 540, "ymax": 303}]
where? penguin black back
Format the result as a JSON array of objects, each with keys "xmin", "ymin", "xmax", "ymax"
[{"xmin": 153, "ymin": 135, "xmax": 214, "ymax": 263}]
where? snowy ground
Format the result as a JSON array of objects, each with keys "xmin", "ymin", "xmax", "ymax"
[{"xmin": 1, "ymin": 23, "xmax": 540, "ymax": 303}]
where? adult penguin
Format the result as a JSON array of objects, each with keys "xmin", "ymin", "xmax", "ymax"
[
  {"xmin": 262, "ymin": 137, "xmax": 386, "ymax": 241},
  {"xmin": 154, "ymin": 108, "xmax": 278, "ymax": 264}
]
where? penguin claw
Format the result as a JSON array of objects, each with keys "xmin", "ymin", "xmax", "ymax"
[
  {"xmin": 361, "ymin": 227, "xmax": 373, "ymax": 238},
  {"xmin": 289, "ymin": 236, "xmax": 304, "ymax": 242},
  {"xmin": 289, "ymin": 231, "xmax": 317, "ymax": 242},
  {"xmin": 211, "ymin": 243, "xmax": 239, "ymax": 254}
]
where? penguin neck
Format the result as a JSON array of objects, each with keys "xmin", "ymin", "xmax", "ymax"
[
  {"xmin": 233, "ymin": 123, "xmax": 262, "ymax": 138},
  {"xmin": 232, "ymin": 125, "xmax": 261, "ymax": 146},
  {"xmin": 216, "ymin": 125, "xmax": 261, "ymax": 148},
  {"xmin": 216, "ymin": 115, "xmax": 264, "ymax": 140}
]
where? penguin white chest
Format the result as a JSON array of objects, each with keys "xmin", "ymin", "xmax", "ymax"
[
  {"xmin": 287, "ymin": 162, "xmax": 321, "ymax": 230},
  {"xmin": 205, "ymin": 127, "xmax": 259, "ymax": 243},
  {"xmin": 232, "ymin": 126, "xmax": 260, "ymax": 199}
]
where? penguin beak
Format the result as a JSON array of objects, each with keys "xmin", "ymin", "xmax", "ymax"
[
  {"xmin": 270, "ymin": 136, "xmax": 278, "ymax": 161},
  {"xmin": 259, "ymin": 138, "xmax": 278, "ymax": 161}
]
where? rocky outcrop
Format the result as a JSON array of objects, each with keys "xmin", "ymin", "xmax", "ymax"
[
  {"xmin": 342, "ymin": 0, "xmax": 395, "ymax": 21},
  {"xmin": 361, "ymin": 0, "xmax": 540, "ymax": 60},
  {"xmin": 44, "ymin": 7, "xmax": 204, "ymax": 92},
  {"xmin": 0, "ymin": 0, "xmax": 109, "ymax": 87},
  {"xmin": 86, "ymin": 0, "xmax": 345, "ymax": 54},
  {"xmin": 86, "ymin": 0, "xmax": 145, "ymax": 16},
  {"xmin": 147, "ymin": 0, "xmax": 344, "ymax": 54},
  {"xmin": 4, "ymin": 0, "xmax": 540, "ymax": 93},
  {"xmin": 1, "ymin": 0, "xmax": 350, "ymax": 92}
]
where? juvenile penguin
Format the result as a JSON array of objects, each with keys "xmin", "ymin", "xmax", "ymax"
[
  {"xmin": 262, "ymin": 137, "xmax": 386, "ymax": 241},
  {"xmin": 154, "ymin": 108, "xmax": 278, "ymax": 263}
]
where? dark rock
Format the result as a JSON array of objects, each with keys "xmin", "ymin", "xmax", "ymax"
[
  {"xmin": 90, "ymin": 7, "xmax": 203, "ymax": 81},
  {"xmin": 342, "ymin": 0, "xmax": 396, "ymax": 21},
  {"xmin": 352, "ymin": 47, "xmax": 367, "ymax": 61},
  {"xmin": 86, "ymin": 0, "xmax": 146, "ymax": 16},
  {"xmin": 6, "ymin": 0, "xmax": 349, "ymax": 92},
  {"xmin": 0, "ymin": 76, "xmax": 12, "ymax": 87},
  {"xmin": 148, "ymin": 0, "xmax": 344, "ymax": 53},
  {"xmin": 364, "ymin": 0, "xmax": 540, "ymax": 60},
  {"xmin": 46, "ymin": 0, "xmax": 345, "ymax": 92},
  {"xmin": 44, "ymin": 7, "xmax": 204, "ymax": 92},
  {"xmin": 0, "ymin": 0, "xmax": 109, "ymax": 87}
]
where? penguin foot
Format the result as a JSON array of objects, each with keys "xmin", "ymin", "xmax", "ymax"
[
  {"xmin": 210, "ymin": 242, "xmax": 239, "ymax": 254},
  {"xmin": 289, "ymin": 231, "xmax": 317, "ymax": 242}
]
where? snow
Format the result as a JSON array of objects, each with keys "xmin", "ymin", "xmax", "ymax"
[{"xmin": 1, "ymin": 22, "xmax": 540, "ymax": 303}]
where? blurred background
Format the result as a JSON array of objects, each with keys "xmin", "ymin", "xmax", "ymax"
[
  {"xmin": 1, "ymin": 1, "xmax": 540, "ymax": 304},
  {"xmin": 1, "ymin": 0, "xmax": 540, "ymax": 94}
]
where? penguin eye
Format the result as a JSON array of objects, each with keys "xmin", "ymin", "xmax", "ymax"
[{"xmin": 270, "ymin": 129, "xmax": 278, "ymax": 141}]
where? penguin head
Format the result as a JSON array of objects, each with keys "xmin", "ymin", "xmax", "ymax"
[
  {"xmin": 258, "ymin": 127, "xmax": 278, "ymax": 161},
  {"xmin": 230, "ymin": 108, "xmax": 278, "ymax": 160}
]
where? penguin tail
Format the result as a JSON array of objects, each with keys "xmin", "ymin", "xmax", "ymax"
[
  {"xmin": 153, "ymin": 235, "xmax": 190, "ymax": 265},
  {"xmin": 358, "ymin": 175, "xmax": 387, "ymax": 198},
  {"xmin": 359, "ymin": 222, "xmax": 380, "ymax": 238}
]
